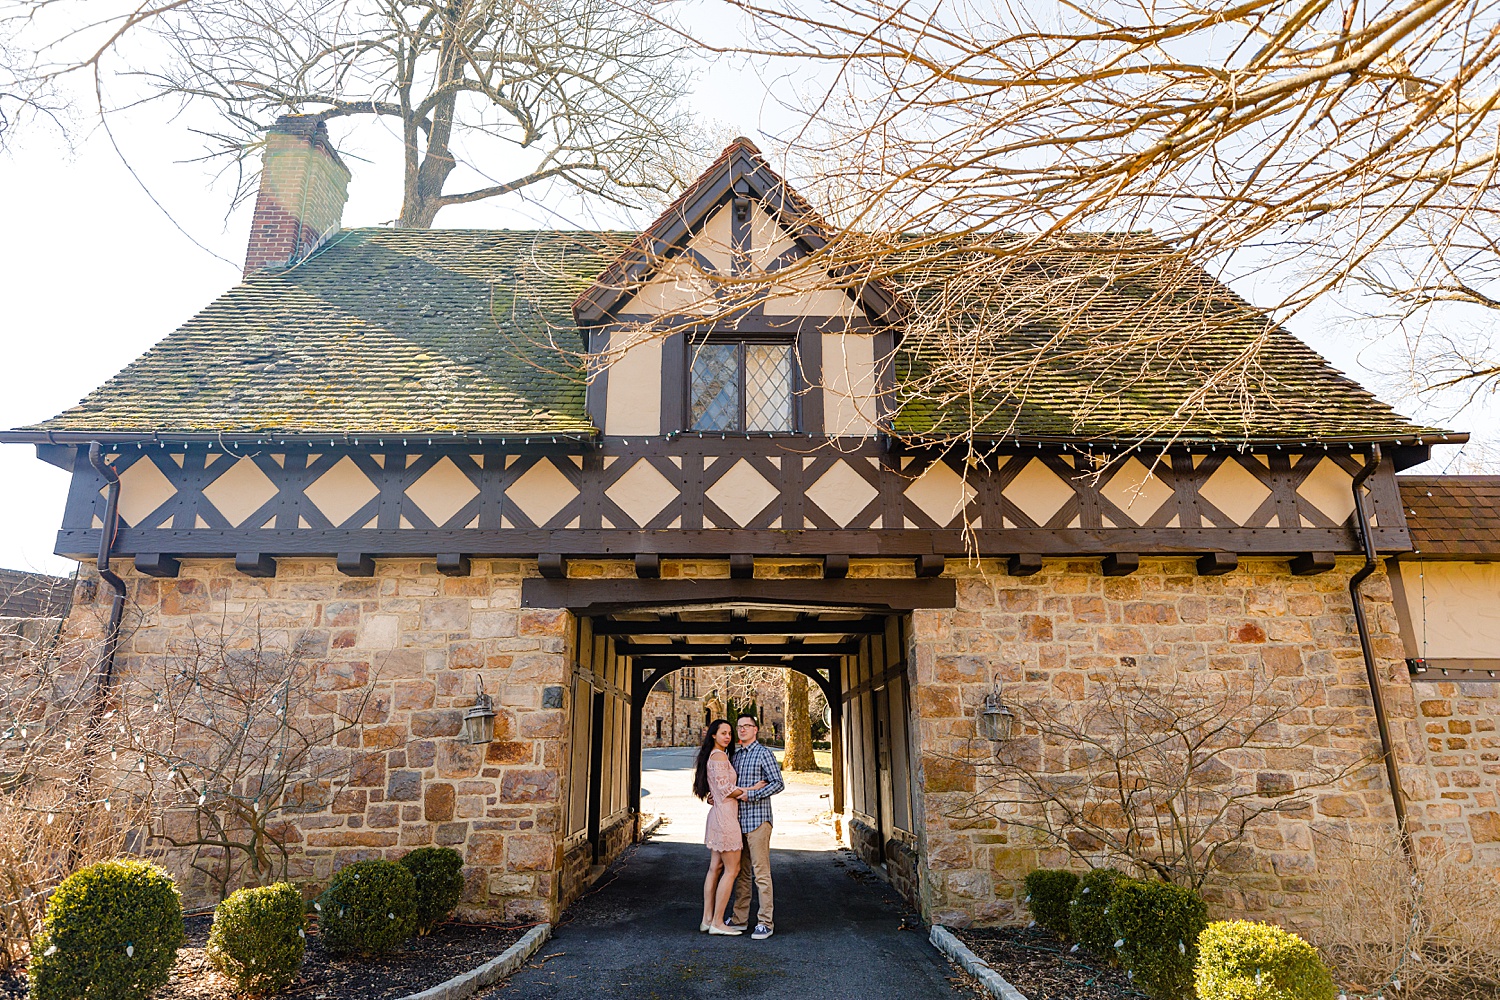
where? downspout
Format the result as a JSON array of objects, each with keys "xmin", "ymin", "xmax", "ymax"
[
  {"xmin": 1347, "ymin": 443, "xmax": 1414, "ymax": 860},
  {"xmin": 69, "ymin": 444, "xmax": 127, "ymax": 865},
  {"xmin": 87, "ymin": 442, "xmax": 127, "ymax": 704}
]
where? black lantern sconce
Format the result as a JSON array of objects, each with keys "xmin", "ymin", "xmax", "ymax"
[
  {"xmin": 463, "ymin": 674, "xmax": 496, "ymax": 745},
  {"xmin": 977, "ymin": 680, "xmax": 1015, "ymax": 743}
]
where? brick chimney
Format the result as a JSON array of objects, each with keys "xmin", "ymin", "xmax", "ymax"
[{"xmin": 243, "ymin": 115, "xmax": 351, "ymax": 276}]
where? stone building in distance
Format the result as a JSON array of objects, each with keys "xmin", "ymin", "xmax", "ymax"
[{"xmin": 6, "ymin": 119, "xmax": 1498, "ymax": 926}]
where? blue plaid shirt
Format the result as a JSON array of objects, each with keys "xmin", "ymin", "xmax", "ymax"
[{"xmin": 731, "ymin": 741, "xmax": 784, "ymax": 832}]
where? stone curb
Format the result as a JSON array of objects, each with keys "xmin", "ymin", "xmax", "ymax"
[
  {"xmin": 641, "ymin": 813, "xmax": 664, "ymax": 837},
  {"xmin": 929, "ymin": 925, "xmax": 1029, "ymax": 1000},
  {"xmin": 397, "ymin": 922, "xmax": 552, "ymax": 1000}
]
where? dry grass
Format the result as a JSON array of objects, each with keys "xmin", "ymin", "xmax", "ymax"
[{"xmin": 1312, "ymin": 832, "xmax": 1500, "ymax": 1000}]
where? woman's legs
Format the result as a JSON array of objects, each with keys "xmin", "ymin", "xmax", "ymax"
[
  {"xmin": 710, "ymin": 850, "xmax": 741, "ymax": 931},
  {"xmin": 703, "ymin": 853, "xmax": 724, "ymax": 927}
]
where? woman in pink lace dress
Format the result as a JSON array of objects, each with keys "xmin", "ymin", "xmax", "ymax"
[{"xmin": 694, "ymin": 719, "xmax": 748, "ymax": 935}]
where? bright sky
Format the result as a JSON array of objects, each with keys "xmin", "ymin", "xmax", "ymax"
[{"xmin": 0, "ymin": 6, "xmax": 1488, "ymax": 577}]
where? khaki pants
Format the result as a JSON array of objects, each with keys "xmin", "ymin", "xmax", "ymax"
[{"xmin": 731, "ymin": 821, "xmax": 773, "ymax": 931}]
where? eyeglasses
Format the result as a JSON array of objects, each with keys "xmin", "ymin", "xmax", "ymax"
[{"xmin": 737, "ymin": 722, "xmax": 757, "ymax": 729}]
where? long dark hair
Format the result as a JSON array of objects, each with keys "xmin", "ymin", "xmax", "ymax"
[{"xmin": 692, "ymin": 719, "xmax": 734, "ymax": 801}]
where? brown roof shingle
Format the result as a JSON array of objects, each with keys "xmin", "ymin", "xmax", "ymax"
[{"xmin": 1397, "ymin": 476, "xmax": 1500, "ymax": 558}]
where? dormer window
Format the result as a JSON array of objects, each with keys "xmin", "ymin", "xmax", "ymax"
[{"xmin": 689, "ymin": 340, "xmax": 796, "ymax": 432}]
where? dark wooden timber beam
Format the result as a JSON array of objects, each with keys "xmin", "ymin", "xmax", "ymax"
[
  {"xmin": 57, "ymin": 525, "xmax": 1398, "ymax": 562},
  {"xmin": 235, "ymin": 552, "xmax": 276, "ymax": 578},
  {"xmin": 336, "ymin": 552, "xmax": 375, "ymax": 577},
  {"xmin": 521, "ymin": 578, "xmax": 957, "ymax": 613},
  {"xmin": 1008, "ymin": 553, "xmax": 1043, "ymax": 576},
  {"xmin": 635, "ymin": 553, "xmax": 661, "ymax": 579},
  {"xmin": 134, "ymin": 553, "xmax": 180, "ymax": 578},
  {"xmin": 914, "ymin": 554, "xmax": 945, "ymax": 578},
  {"xmin": 592, "ymin": 619, "xmax": 884, "ymax": 636},
  {"xmin": 437, "ymin": 553, "xmax": 471, "ymax": 577},
  {"xmin": 822, "ymin": 554, "xmax": 849, "ymax": 579},
  {"xmin": 538, "ymin": 553, "xmax": 568, "ymax": 579},
  {"xmin": 616, "ymin": 640, "xmax": 860, "ymax": 656},
  {"xmin": 1102, "ymin": 553, "xmax": 1139, "ymax": 577},
  {"xmin": 729, "ymin": 554, "xmax": 754, "ymax": 579},
  {"xmin": 1407, "ymin": 657, "xmax": 1500, "ymax": 682},
  {"xmin": 632, "ymin": 655, "xmax": 844, "ymax": 670},
  {"xmin": 1290, "ymin": 552, "xmax": 1337, "ymax": 575},
  {"xmin": 1197, "ymin": 552, "xmax": 1238, "ymax": 576}
]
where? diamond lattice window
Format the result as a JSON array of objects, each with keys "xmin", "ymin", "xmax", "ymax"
[
  {"xmin": 689, "ymin": 341, "xmax": 795, "ymax": 432},
  {"xmin": 745, "ymin": 345, "xmax": 793, "ymax": 431},
  {"xmin": 691, "ymin": 343, "xmax": 740, "ymax": 431}
]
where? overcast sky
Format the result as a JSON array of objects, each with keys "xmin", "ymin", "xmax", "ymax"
[{"xmin": 0, "ymin": 8, "xmax": 1488, "ymax": 577}]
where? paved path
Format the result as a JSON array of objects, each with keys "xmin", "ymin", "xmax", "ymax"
[{"xmin": 485, "ymin": 747, "xmax": 973, "ymax": 999}]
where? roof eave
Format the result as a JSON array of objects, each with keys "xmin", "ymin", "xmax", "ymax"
[{"xmin": 0, "ymin": 428, "xmax": 601, "ymax": 448}]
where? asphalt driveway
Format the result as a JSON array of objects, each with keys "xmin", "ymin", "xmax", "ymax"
[{"xmin": 484, "ymin": 747, "xmax": 973, "ymax": 999}]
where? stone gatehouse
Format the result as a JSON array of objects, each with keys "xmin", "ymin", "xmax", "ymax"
[{"xmin": 6, "ymin": 120, "xmax": 1497, "ymax": 927}]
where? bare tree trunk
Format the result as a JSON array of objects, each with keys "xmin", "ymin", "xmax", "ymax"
[{"xmin": 782, "ymin": 672, "xmax": 816, "ymax": 772}]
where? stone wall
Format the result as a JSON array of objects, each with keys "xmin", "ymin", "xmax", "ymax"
[
  {"xmin": 1409, "ymin": 678, "xmax": 1500, "ymax": 866},
  {"xmin": 91, "ymin": 557, "xmax": 573, "ymax": 921},
  {"xmin": 908, "ymin": 556, "xmax": 1433, "ymax": 929}
]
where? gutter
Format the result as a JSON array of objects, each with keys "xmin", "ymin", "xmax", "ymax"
[{"xmin": 1347, "ymin": 443, "xmax": 1414, "ymax": 859}]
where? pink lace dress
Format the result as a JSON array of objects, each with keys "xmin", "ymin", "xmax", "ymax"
[{"xmin": 704, "ymin": 750, "xmax": 741, "ymax": 852}]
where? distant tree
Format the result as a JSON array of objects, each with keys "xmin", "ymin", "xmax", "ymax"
[{"xmin": 781, "ymin": 671, "xmax": 816, "ymax": 772}]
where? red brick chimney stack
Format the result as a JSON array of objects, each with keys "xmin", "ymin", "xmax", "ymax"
[{"xmin": 242, "ymin": 115, "xmax": 351, "ymax": 277}]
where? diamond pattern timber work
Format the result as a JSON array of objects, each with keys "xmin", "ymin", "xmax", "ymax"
[
  {"xmin": 406, "ymin": 457, "xmax": 479, "ymax": 527},
  {"xmin": 1296, "ymin": 456, "xmax": 1357, "ymax": 526},
  {"xmin": 1198, "ymin": 458, "xmax": 1271, "ymax": 525},
  {"xmin": 1002, "ymin": 458, "xmax": 1075, "ymax": 527},
  {"xmin": 806, "ymin": 461, "xmax": 878, "ymax": 528},
  {"xmin": 507, "ymin": 459, "xmax": 577, "ymax": 527},
  {"xmin": 202, "ymin": 457, "xmax": 279, "ymax": 527},
  {"xmin": 706, "ymin": 459, "xmax": 779, "ymax": 527},
  {"xmin": 605, "ymin": 460, "xmax": 679, "ymax": 526},
  {"xmin": 110, "ymin": 456, "xmax": 177, "ymax": 528},
  {"xmin": 904, "ymin": 461, "xmax": 977, "ymax": 528},
  {"xmin": 304, "ymin": 456, "xmax": 380, "ymax": 527},
  {"xmin": 1099, "ymin": 457, "xmax": 1174, "ymax": 525}
]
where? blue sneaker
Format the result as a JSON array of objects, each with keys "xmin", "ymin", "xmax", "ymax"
[{"xmin": 752, "ymin": 924, "xmax": 773, "ymax": 940}]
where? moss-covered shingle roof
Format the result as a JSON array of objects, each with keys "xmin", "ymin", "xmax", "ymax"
[
  {"xmin": 25, "ymin": 229, "xmax": 614, "ymax": 438},
  {"xmin": 13, "ymin": 227, "xmax": 1452, "ymax": 445}
]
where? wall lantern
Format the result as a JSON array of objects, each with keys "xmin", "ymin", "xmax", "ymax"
[
  {"xmin": 978, "ymin": 686, "xmax": 1015, "ymax": 743},
  {"xmin": 463, "ymin": 675, "xmax": 496, "ymax": 745},
  {"xmin": 728, "ymin": 637, "xmax": 750, "ymax": 662}
]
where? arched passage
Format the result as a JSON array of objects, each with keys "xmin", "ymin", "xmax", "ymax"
[{"xmin": 551, "ymin": 594, "xmax": 928, "ymax": 909}]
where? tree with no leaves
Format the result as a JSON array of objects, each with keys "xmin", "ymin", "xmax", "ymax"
[
  {"xmin": 952, "ymin": 668, "xmax": 1367, "ymax": 891},
  {"xmin": 10, "ymin": 0, "xmax": 705, "ymax": 226},
  {"xmin": 706, "ymin": 0, "xmax": 1500, "ymax": 435}
]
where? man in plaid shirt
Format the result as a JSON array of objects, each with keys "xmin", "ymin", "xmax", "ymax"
[{"xmin": 728, "ymin": 714, "xmax": 784, "ymax": 939}]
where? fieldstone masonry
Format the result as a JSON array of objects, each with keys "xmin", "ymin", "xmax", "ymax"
[
  {"xmin": 907, "ymin": 556, "xmax": 1436, "ymax": 929},
  {"xmin": 111, "ymin": 558, "xmax": 571, "ymax": 921},
  {"xmin": 1409, "ymin": 679, "xmax": 1500, "ymax": 865}
]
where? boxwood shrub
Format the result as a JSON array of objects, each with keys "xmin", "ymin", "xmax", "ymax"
[
  {"xmin": 29, "ymin": 859, "xmax": 185, "ymax": 1000},
  {"xmin": 1023, "ymin": 869, "xmax": 1079, "ymax": 939},
  {"xmin": 207, "ymin": 882, "xmax": 307, "ymax": 997},
  {"xmin": 1109, "ymin": 878, "xmax": 1208, "ymax": 1000},
  {"xmin": 1195, "ymin": 919, "xmax": 1336, "ymax": 1000},
  {"xmin": 399, "ymin": 847, "xmax": 466, "ymax": 936},
  {"xmin": 1068, "ymin": 867, "xmax": 1129, "ymax": 957},
  {"xmin": 316, "ymin": 859, "xmax": 417, "ymax": 957}
]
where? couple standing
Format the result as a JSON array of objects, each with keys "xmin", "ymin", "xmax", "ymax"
[{"xmin": 692, "ymin": 715, "xmax": 784, "ymax": 939}]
